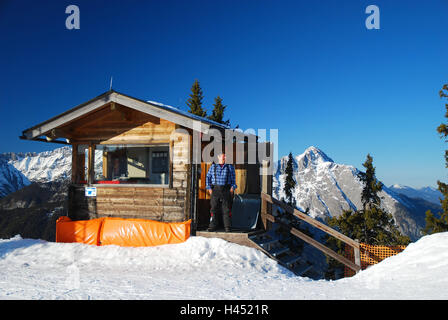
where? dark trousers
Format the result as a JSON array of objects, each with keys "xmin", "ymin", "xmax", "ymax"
[{"xmin": 209, "ymin": 185, "xmax": 233, "ymax": 230}]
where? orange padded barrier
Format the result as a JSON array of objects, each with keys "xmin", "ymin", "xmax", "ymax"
[
  {"xmin": 344, "ymin": 243, "xmax": 406, "ymax": 277},
  {"xmin": 99, "ymin": 217, "xmax": 191, "ymax": 247},
  {"xmin": 55, "ymin": 216, "xmax": 191, "ymax": 247},
  {"xmin": 55, "ymin": 216, "xmax": 104, "ymax": 246}
]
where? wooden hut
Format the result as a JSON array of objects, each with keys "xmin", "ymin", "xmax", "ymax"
[{"xmin": 20, "ymin": 90, "xmax": 272, "ymax": 237}]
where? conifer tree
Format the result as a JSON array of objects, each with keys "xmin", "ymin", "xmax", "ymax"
[
  {"xmin": 186, "ymin": 80, "xmax": 207, "ymax": 117},
  {"xmin": 283, "ymin": 152, "xmax": 296, "ymax": 206},
  {"xmin": 358, "ymin": 154, "xmax": 383, "ymax": 210},
  {"xmin": 324, "ymin": 154, "xmax": 410, "ymax": 279},
  {"xmin": 327, "ymin": 154, "xmax": 409, "ymax": 246},
  {"xmin": 424, "ymin": 83, "xmax": 448, "ymax": 234},
  {"xmin": 208, "ymin": 96, "xmax": 230, "ymax": 126}
]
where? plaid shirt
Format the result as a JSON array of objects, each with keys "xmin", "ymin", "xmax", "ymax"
[{"xmin": 206, "ymin": 163, "xmax": 237, "ymax": 190}]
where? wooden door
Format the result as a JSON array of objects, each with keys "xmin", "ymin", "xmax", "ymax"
[{"xmin": 197, "ymin": 162, "xmax": 211, "ymax": 228}]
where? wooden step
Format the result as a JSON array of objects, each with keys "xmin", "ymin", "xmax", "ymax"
[
  {"xmin": 281, "ymin": 254, "xmax": 302, "ymax": 267},
  {"xmin": 248, "ymin": 231, "xmax": 313, "ymax": 277},
  {"xmin": 256, "ymin": 237, "xmax": 279, "ymax": 248},
  {"xmin": 268, "ymin": 246, "xmax": 290, "ymax": 257},
  {"xmin": 292, "ymin": 264, "xmax": 313, "ymax": 277}
]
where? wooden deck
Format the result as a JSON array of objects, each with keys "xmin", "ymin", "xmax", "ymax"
[{"xmin": 195, "ymin": 229, "xmax": 265, "ymax": 249}]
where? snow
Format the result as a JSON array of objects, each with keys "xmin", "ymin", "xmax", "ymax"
[
  {"xmin": 1, "ymin": 232, "xmax": 447, "ymax": 300},
  {"xmin": 147, "ymin": 100, "xmax": 230, "ymax": 129},
  {"xmin": 9, "ymin": 147, "xmax": 72, "ymax": 183}
]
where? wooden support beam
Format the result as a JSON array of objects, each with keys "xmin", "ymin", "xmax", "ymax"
[
  {"xmin": 261, "ymin": 158, "xmax": 272, "ymax": 230},
  {"xmin": 87, "ymin": 144, "xmax": 95, "ymax": 185},
  {"xmin": 169, "ymin": 139, "xmax": 174, "ymax": 189}
]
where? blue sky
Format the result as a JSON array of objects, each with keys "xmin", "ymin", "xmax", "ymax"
[{"xmin": 0, "ymin": 0, "xmax": 447, "ymax": 188}]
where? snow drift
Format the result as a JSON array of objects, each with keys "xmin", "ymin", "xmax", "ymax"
[{"xmin": 0, "ymin": 232, "xmax": 447, "ymax": 300}]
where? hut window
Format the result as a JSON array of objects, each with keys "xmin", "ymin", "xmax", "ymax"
[
  {"xmin": 92, "ymin": 144, "xmax": 169, "ymax": 185},
  {"xmin": 152, "ymin": 151, "xmax": 168, "ymax": 173}
]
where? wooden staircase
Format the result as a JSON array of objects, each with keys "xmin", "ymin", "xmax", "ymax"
[
  {"xmin": 248, "ymin": 228, "xmax": 315, "ymax": 278},
  {"xmin": 259, "ymin": 192, "xmax": 362, "ymax": 277}
]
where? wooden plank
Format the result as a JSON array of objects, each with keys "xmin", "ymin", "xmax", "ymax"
[
  {"xmin": 172, "ymin": 171, "xmax": 187, "ymax": 180},
  {"xmin": 163, "ymin": 188, "xmax": 187, "ymax": 196},
  {"xmin": 96, "ymin": 204, "xmax": 164, "ymax": 212},
  {"xmin": 23, "ymin": 92, "xmax": 115, "ymax": 139},
  {"xmin": 354, "ymin": 246, "xmax": 361, "ymax": 269},
  {"xmin": 261, "ymin": 159, "xmax": 272, "ymax": 230},
  {"xmin": 113, "ymin": 94, "xmax": 212, "ymax": 134},
  {"xmin": 96, "ymin": 213, "xmax": 162, "ymax": 220},
  {"xmin": 96, "ymin": 188, "xmax": 137, "ymax": 196},
  {"xmin": 262, "ymin": 192, "xmax": 360, "ymax": 249},
  {"xmin": 96, "ymin": 204, "xmax": 164, "ymax": 214}
]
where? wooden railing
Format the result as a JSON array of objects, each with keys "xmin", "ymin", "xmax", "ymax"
[{"xmin": 261, "ymin": 192, "xmax": 361, "ymax": 273}]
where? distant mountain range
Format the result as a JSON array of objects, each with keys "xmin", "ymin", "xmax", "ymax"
[
  {"xmin": 0, "ymin": 147, "xmax": 71, "ymax": 197},
  {"xmin": 0, "ymin": 146, "xmax": 443, "ymax": 241},
  {"xmin": 273, "ymin": 146, "xmax": 442, "ymax": 241},
  {"xmin": 0, "ymin": 147, "xmax": 72, "ymax": 241},
  {"xmin": 388, "ymin": 184, "xmax": 442, "ymax": 206}
]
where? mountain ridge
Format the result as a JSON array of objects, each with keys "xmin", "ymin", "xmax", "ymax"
[
  {"xmin": 273, "ymin": 146, "xmax": 441, "ymax": 241},
  {"xmin": 0, "ymin": 146, "xmax": 442, "ymax": 241}
]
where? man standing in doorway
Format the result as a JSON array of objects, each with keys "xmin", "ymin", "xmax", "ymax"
[{"xmin": 206, "ymin": 152, "xmax": 237, "ymax": 232}]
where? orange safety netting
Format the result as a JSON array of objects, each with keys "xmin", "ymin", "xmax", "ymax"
[
  {"xmin": 56, "ymin": 216, "xmax": 191, "ymax": 247},
  {"xmin": 344, "ymin": 243, "xmax": 406, "ymax": 277}
]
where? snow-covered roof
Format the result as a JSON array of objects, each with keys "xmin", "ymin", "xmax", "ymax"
[
  {"xmin": 21, "ymin": 90, "xmax": 233, "ymax": 142},
  {"xmin": 147, "ymin": 100, "xmax": 230, "ymax": 129}
]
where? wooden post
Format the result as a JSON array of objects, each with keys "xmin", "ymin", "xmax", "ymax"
[
  {"xmin": 261, "ymin": 158, "xmax": 272, "ymax": 231},
  {"xmin": 354, "ymin": 240, "xmax": 361, "ymax": 272},
  {"xmin": 71, "ymin": 143, "xmax": 78, "ymax": 183},
  {"xmin": 169, "ymin": 139, "xmax": 174, "ymax": 188},
  {"xmin": 87, "ymin": 143, "xmax": 95, "ymax": 185}
]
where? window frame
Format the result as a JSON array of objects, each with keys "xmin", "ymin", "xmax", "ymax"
[{"xmin": 79, "ymin": 143, "xmax": 171, "ymax": 187}]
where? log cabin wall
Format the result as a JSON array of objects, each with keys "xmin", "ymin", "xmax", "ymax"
[
  {"xmin": 67, "ymin": 104, "xmax": 192, "ymax": 222},
  {"xmin": 68, "ymin": 185, "xmax": 187, "ymax": 221}
]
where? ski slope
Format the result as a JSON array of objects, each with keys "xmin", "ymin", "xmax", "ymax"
[{"xmin": 0, "ymin": 232, "xmax": 447, "ymax": 300}]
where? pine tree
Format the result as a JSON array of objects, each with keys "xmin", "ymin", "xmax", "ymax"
[
  {"xmin": 328, "ymin": 154, "xmax": 409, "ymax": 246},
  {"xmin": 283, "ymin": 152, "xmax": 296, "ymax": 206},
  {"xmin": 325, "ymin": 154, "xmax": 410, "ymax": 279},
  {"xmin": 208, "ymin": 96, "xmax": 230, "ymax": 126},
  {"xmin": 357, "ymin": 154, "xmax": 383, "ymax": 211},
  {"xmin": 423, "ymin": 83, "xmax": 448, "ymax": 234},
  {"xmin": 186, "ymin": 80, "xmax": 207, "ymax": 117}
]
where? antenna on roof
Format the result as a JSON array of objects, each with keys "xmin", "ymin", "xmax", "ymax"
[{"xmin": 109, "ymin": 76, "xmax": 113, "ymax": 91}]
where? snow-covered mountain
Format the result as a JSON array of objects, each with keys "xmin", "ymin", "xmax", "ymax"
[
  {"xmin": 1, "ymin": 145, "xmax": 441, "ymax": 241},
  {"xmin": 10, "ymin": 146, "xmax": 72, "ymax": 183},
  {"xmin": 389, "ymin": 184, "xmax": 442, "ymax": 205},
  {"xmin": 273, "ymin": 146, "xmax": 441, "ymax": 241},
  {"xmin": 0, "ymin": 147, "xmax": 71, "ymax": 198},
  {"xmin": 0, "ymin": 156, "xmax": 31, "ymax": 198}
]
